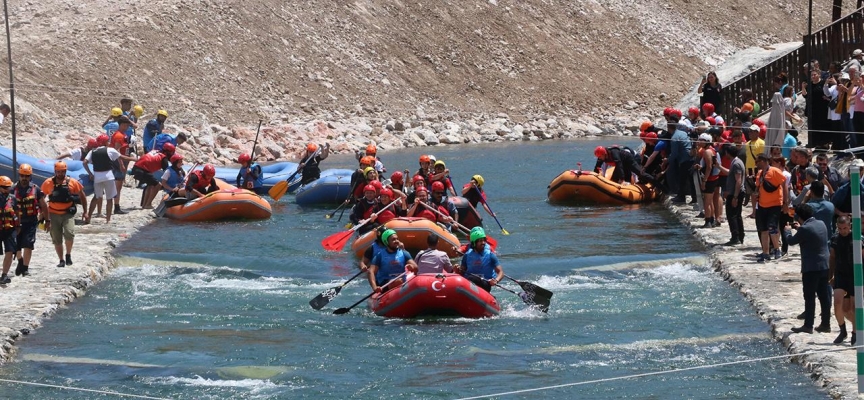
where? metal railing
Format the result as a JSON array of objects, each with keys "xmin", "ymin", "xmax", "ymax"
[{"xmin": 721, "ymin": 6, "xmax": 864, "ymax": 118}]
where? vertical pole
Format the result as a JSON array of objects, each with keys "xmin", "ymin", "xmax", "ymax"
[
  {"xmin": 852, "ymin": 166, "xmax": 864, "ymax": 394},
  {"xmin": 807, "ymin": 0, "xmax": 813, "ymax": 139},
  {"xmin": 3, "ymin": 0, "xmax": 16, "ymax": 181}
]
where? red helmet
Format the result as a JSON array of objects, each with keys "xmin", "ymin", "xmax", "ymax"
[
  {"xmin": 307, "ymin": 143, "xmax": 318, "ymax": 153},
  {"xmin": 238, "ymin": 153, "xmax": 251, "ymax": 164},
  {"xmin": 379, "ymin": 188, "xmax": 393, "ymax": 198},
  {"xmin": 753, "ymin": 118, "xmax": 765, "ymax": 127},
  {"xmin": 360, "ymin": 156, "xmax": 375, "ymax": 167},
  {"xmin": 687, "ymin": 106, "xmax": 700, "ymax": 116},
  {"xmin": 638, "ymin": 130, "xmax": 647, "ymax": 141},
  {"xmin": 202, "ymin": 164, "xmax": 215, "ymax": 177},
  {"xmin": 706, "ymin": 117, "xmax": 716, "ymax": 126},
  {"xmin": 366, "ymin": 144, "xmax": 377, "ymax": 155},
  {"xmin": 162, "ymin": 143, "xmax": 176, "ymax": 154},
  {"xmin": 640, "ymin": 121, "xmax": 653, "ymax": 133},
  {"xmin": 97, "ymin": 134, "xmax": 110, "ymax": 146},
  {"xmin": 668, "ymin": 109, "xmax": 683, "ymax": 120},
  {"xmin": 87, "ymin": 138, "xmax": 98, "ymax": 149},
  {"xmin": 702, "ymin": 103, "xmax": 715, "ymax": 115},
  {"xmin": 663, "ymin": 107, "xmax": 673, "ymax": 117},
  {"xmin": 390, "ymin": 171, "xmax": 404, "ymax": 184},
  {"xmin": 170, "ymin": 154, "xmax": 184, "ymax": 164},
  {"xmin": 412, "ymin": 174, "xmax": 425, "ymax": 186},
  {"xmin": 370, "ymin": 180, "xmax": 383, "ymax": 191},
  {"xmin": 415, "ymin": 186, "xmax": 428, "ymax": 194},
  {"xmin": 431, "ymin": 181, "xmax": 445, "ymax": 192},
  {"xmin": 363, "ymin": 184, "xmax": 377, "ymax": 193},
  {"xmin": 594, "ymin": 146, "xmax": 607, "ymax": 159},
  {"xmin": 759, "ymin": 125, "xmax": 767, "ymax": 139},
  {"xmin": 645, "ymin": 132, "xmax": 658, "ymax": 144}
]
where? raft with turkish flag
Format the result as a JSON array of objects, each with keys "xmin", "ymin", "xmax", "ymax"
[{"xmin": 369, "ymin": 273, "xmax": 501, "ymax": 318}]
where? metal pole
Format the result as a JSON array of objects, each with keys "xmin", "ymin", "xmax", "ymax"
[
  {"xmin": 3, "ymin": 0, "xmax": 16, "ymax": 181},
  {"xmin": 807, "ymin": 0, "xmax": 813, "ymax": 143},
  {"xmin": 852, "ymin": 166, "xmax": 864, "ymax": 395}
]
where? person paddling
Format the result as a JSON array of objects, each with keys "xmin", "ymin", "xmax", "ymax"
[
  {"xmin": 367, "ymin": 229, "xmax": 418, "ymax": 294},
  {"xmin": 236, "ymin": 153, "xmax": 266, "ymax": 195},
  {"xmin": 455, "ymin": 227, "xmax": 503, "ymax": 293},
  {"xmin": 186, "ymin": 164, "xmax": 219, "ymax": 199},
  {"xmin": 298, "ymin": 143, "xmax": 330, "ymax": 185},
  {"xmin": 461, "ymin": 175, "xmax": 494, "ymax": 217}
]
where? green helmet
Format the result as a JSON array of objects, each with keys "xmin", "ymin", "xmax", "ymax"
[
  {"xmin": 469, "ymin": 227, "xmax": 486, "ymax": 244},
  {"xmin": 381, "ymin": 229, "xmax": 397, "ymax": 245}
]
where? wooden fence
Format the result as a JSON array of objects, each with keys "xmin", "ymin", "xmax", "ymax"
[{"xmin": 721, "ymin": 6, "xmax": 864, "ymax": 118}]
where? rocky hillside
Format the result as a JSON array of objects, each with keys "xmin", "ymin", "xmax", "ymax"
[{"xmin": 0, "ymin": 0, "xmax": 852, "ymax": 161}]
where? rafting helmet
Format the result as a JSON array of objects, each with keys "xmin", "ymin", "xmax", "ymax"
[
  {"xmin": 702, "ymin": 103, "xmax": 715, "ymax": 115},
  {"xmin": 97, "ymin": 134, "xmax": 110, "ymax": 146},
  {"xmin": 202, "ymin": 164, "xmax": 215, "ymax": 178},
  {"xmin": 687, "ymin": 106, "xmax": 700, "ymax": 117},
  {"xmin": 431, "ymin": 181, "xmax": 445, "ymax": 193},
  {"xmin": 238, "ymin": 153, "xmax": 251, "ymax": 164},
  {"xmin": 87, "ymin": 138, "xmax": 98, "ymax": 149},
  {"xmin": 379, "ymin": 188, "xmax": 393, "ymax": 199},
  {"xmin": 644, "ymin": 132, "xmax": 658, "ymax": 145},
  {"xmin": 133, "ymin": 105, "xmax": 144, "ymax": 118},
  {"xmin": 370, "ymin": 180, "xmax": 383, "ymax": 192},
  {"xmin": 419, "ymin": 155, "xmax": 431, "ymax": 164},
  {"xmin": 111, "ymin": 132, "xmax": 126, "ymax": 146},
  {"xmin": 170, "ymin": 154, "xmax": 184, "ymax": 164},
  {"xmin": 741, "ymin": 102, "xmax": 754, "ymax": 113},
  {"xmin": 640, "ymin": 121, "xmax": 653, "ymax": 132},
  {"xmin": 363, "ymin": 167, "xmax": 375, "ymax": 177},
  {"xmin": 470, "ymin": 227, "xmax": 487, "ymax": 244},
  {"xmin": 157, "ymin": 109, "xmax": 168, "ymax": 118},
  {"xmin": 366, "ymin": 144, "xmax": 377, "ymax": 155},
  {"xmin": 54, "ymin": 161, "xmax": 67, "ymax": 172},
  {"xmin": 110, "ymin": 107, "xmax": 122, "ymax": 117},
  {"xmin": 18, "ymin": 164, "xmax": 32, "ymax": 176},
  {"xmin": 668, "ymin": 109, "xmax": 682, "ymax": 120},
  {"xmin": 363, "ymin": 184, "xmax": 377, "ymax": 194},
  {"xmin": 594, "ymin": 146, "xmax": 607, "ymax": 159},
  {"xmin": 381, "ymin": 229, "xmax": 397, "ymax": 245},
  {"xmin": 390, "ymin": 171, "xmax": 404, "ymax": 184},
  {"xmin": 472, "ymin": 175, "xmax": 485, "ymax": 187},
  {"xmin": 162, "ymin": 143, "xmax": 176, "ymax": 154},
  {"xmin": 360, "ymin": 156, "xmax": 375, "ymax": 167},
  {"xmin": 662, "ymin": 107, "xmax": 674, "ymax": 117},
  {"xmin": 434, "ymin": 160, "xmax": 446, "ymax": 169},
  {"xmin": 0, "ymin": 176, "xmax": 12, "ymax": 187},
  {"xmin": 307, "ymin": 143, "xmax": 318, "ymax": 153}
]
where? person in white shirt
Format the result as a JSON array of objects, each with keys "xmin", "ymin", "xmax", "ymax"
[
  {"xmin": 82, "ymin": 134, "xmax": 136, "ymax": 223},
  {"xmin": 414, "ymin": 234, "xmax": 454, "ymax": 274}
]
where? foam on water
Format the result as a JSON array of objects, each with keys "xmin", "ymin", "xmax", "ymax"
[{"xmin": 145, "ymin": 375, "xmax": 290, "ymax": 394}]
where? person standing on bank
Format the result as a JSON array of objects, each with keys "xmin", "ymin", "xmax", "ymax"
[
  {"xmin": 699, "ymin": 71, "xmax": 723, "ymax": 111},
  {"xmin": 785, "ymin": 203, "xmax": 832, "ymax": 335},
  {"xmin": 83, "ymin": 130, "xmax": 136, "ymax": 223},
  {"xmin": 829, "ymin": 216, "xmax": 856, "ymax": 344},
  {"xmin": 41, "ymin": 161, "xmax": 88, "ymax": 268},
  {"xmin": 723, "ymin": 144, "xmax": 746, "ymax": 246},
  {"xmin": 0, "ymin": 177, "xmax": 19, "ymax": 284},
  {"xmin": 13, "ymin": 164, "xmax": 48, "ymax": 277}
]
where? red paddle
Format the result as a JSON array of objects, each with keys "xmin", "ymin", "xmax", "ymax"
[{"xmin": 321, "ymin": 199, "xmax": 399, "ymax": 252}]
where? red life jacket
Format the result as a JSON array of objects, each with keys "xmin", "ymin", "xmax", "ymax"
[
  {"xmin": 13, "ymin": 184, "xmax": 39, "ymax": 219},
  {"xmin": 0, "ymin": 194, "xmax": 18, "ymax": 230},
  {"xmin": 190, "ymin": 170, "xmax": 213, "ymax": 191},
  {"xmin": 416, "ymin": 208, "xmax": 437, "ymax": 222},
  {"xmin": 134, "ymin": 151, "xmax": 165, "ymax": 173}
]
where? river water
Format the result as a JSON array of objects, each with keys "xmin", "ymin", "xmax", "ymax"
[{"xmin": 0, "ymin": 140, "xmax": 824, "ymax": 399}]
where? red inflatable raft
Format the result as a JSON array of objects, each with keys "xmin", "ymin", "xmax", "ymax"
[{"xmin": 370, "ymin": 273, "xmax": 501, "ymax": 318}]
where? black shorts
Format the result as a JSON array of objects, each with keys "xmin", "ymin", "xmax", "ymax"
[
  {"xmin": 132, "ymin": 166, "xmax": 159, "ymax": 186},
  {"xmin": 16, "ymin": 221, "xmax": 37, "ymax": 250},
  {"xmin": 0, "ymin": 231, "xmax": 16, "ymax": 254},
  {"xmin": 716, "ymin": 175, "xmax": 728, "ymax": 193},
  {"xmin": 755, "ymin": 206, "xmax": 781, "ymax": 232},
  {"xmin": 834, "ymin": 272, "xmax": 854, "ymax": 294},
  {"xmin": 703, "ymin": 178, "xmax": 719, "ymax": 193}
]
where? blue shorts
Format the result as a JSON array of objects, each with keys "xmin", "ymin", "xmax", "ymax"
[{"xmin": 0, "ymin": 231, "xmax": 17, "ymax": 254}]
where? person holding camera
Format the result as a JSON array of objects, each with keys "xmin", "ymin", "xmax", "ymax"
[{"xmin": 41, "ymin": 161, "xmax": 88, "ymax": 269}]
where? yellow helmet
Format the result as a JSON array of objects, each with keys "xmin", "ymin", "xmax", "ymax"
[
  {"xmin": 110, "ymin": 107, "xmax": 123, "ymax": 117},
  {"xmin": 133, "ymin": 105, "xmax": 144, "ymax": 118},
  {"xmin": 0, "ymin": 176, "xmax": 12, "ymax": 187},
  {"xmin": 434, "ymin": 160, "xmax": 446, "ymax": 168},
  {"xmin": 472, "ymin": 174, "xmax": 485, "ymax": 187},
  {"xmin": 157, "ymin": 109, "xmax": 169, "ymax": 118},
  {"xmin": 19, "ymin": 164, "xmax": 32, "ymax": 175}
]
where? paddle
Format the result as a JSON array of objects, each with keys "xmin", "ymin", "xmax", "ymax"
[
  {"xmin": 333, "ymin": 271, "xmax": 409, "ymax": 315},
  {"xmin": 269, "ymin": 145, "xmax": 322, "ymax": 201},
  {"xmin": 325, "ymin": 200, "xmax": 350, "ymax": 219},
  {"xmin": 321, "ymin": 199, "xmax": 399, "ymax": 252},
  {"xmin": 471, "ymin": 183, "xmax": 509, "ymax": 235},
  {"xmin": 503, "ymin": 274, "xmax": 552, "ymax": 312},
  {"xmin": 491, "ymin": 280, "xmax": 549, "ymax": 313},
  {"xmin": 250, "ymin": 120, "xmax": 262, "ymax": 163},
  {"xmin": 417, "ymin": 201, "xmax": 497, "ymax": 250},
  {"xmin": 155, "ymin": 162, "xmax": 200, "ymax": 217},
  {"xmin": 309, "ymin": 269, "xmax": 367, "ymax": 310}
]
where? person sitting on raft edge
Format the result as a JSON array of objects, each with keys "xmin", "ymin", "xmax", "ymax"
[
  {"xmin": 185, "ymin": 164, "xmax": 219, "ymax": 199},
  {"xmin": 455, "ymin": 227, "xmax": 503, "ymax": 293},
  {"xmin": 367, "ymin": 229, "xmax": 418, "ymax": 294}
]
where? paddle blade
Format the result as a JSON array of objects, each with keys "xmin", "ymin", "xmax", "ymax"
[
  {"xmin": 332, "ymin": 307, "xmax": 351, "ymax": 315},
  {"xmin": 321, "ymin": 230, "xmax": 354, "ymax": 252},
  {"xmin": 516, "ymin": 280, "xmax": 553, "ymax": 301},
  {"xmin": 309, "ymin": 286, "xmax": 342, "ymax": 310},
  {"xmin": 269, "ymin": 181, "xmax": 288, "ymax": 201},
  {"xmin": 344, "ymin": 222, "xmax": 354, "ymax": 229},
  {"xmin": 501, "ymin": 228, "xmax": 510, "ymax": 236},
  {"xmin": 154, "ymin": 201, "xmax": 167, "ymax": 218},
  {"xmin": 519, "ymin": 291, "xmax": 551, "ymax": 313}
]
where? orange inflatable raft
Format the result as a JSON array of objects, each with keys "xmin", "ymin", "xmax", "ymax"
[
  {"xmin": 163, "ymin": 179, "xmax": 272, "ymax": 222},
  {"xmin": 370, "ymin": 273, "xmax": 501, "ymax": 318},
  {"xmin": 547, "ymin": 169, "xmax": 661, "ymax": 205},
  {"xmin": 351, "ymin": 217, "xmax": 461, "ymax": 258}
]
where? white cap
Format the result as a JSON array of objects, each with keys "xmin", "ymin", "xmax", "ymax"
[
  {"xmin": 698, "ymin": 133, "xmax": 713, "ymax": 142},
  {"xmin": 842, "ymin": 72, "xmax": 851, "ymax": 80},
  {"xmin": 749, "ymin": 124, "xmax": 760, "ymax": 132},
  {"xmin": 852, "ymin": 159, "xmax": 864, "ymax": 168},
  {"xmin": 854, "ymin": 49, "xmax": 863, "ymax": 56}
]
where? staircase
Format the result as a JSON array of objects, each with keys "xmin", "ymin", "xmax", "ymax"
[{"xmin": 722, "ymin": 6, "xmax": 864, "ymax": 118}]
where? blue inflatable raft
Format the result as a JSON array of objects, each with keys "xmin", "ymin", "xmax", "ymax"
[
  {"xmin": 294, "ymin": 169, "xmax": 354, "ymax": 206},
  {"xmin": 213, "ymin": 161, "xmax": 301, "ymax": 193},
  {"xmin": 0, "ymin": 147, "xmax": 93, "ymax": 194}
]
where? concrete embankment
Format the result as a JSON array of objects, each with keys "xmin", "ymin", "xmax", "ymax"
[
  {"xmin": 0, "ymin": 186, "xmax": 152, "ymax": 365},
  {"xmin": 666, "ymin": 197, "xmax": 858, "ymax": 399}
]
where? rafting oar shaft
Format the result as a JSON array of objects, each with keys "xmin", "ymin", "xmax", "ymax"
[
  {"xmin": 333, "ymin": 272, "xmax": 408, "ymax": 315},
  {"xmin": 250, "ymin": 120, "xmax": 262, "ymax": 161},
  {"xmin": 309, "ymin": 269, "xmax": 367, "ymax": 310},
  {"xmin": 321, "ymin": 199, "xmax": 399, "ymax": 251},
  {"xmin": 417, "ymin": 201, "xmax": 497, "ymax": 249},
  {"xmin": 325, "ymin": 200, "xmax": 349, "ymax": 219},
  {"xmin": 269, "ymin": 146, "xmax": 322, "ymax": 200},
  {"xmin": 472, "ymin": 184, "xmax": 509, "ymax": 235}
]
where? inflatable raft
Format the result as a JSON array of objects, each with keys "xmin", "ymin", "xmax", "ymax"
[
  {"xmin": 351, "ymin": 217, "xmax": 461, "ymax": 258},
  {"xmin": 163, "ymin": 179, "xmax": 272, "ymax": 222},
  {"xmin": 370, "ymin": 273, "xmax": 501, "ymax": 318},
  {"xmin": 213, "ymin": 161, "xmax": 301, "ymax": 193},
  {"xmin": 0, "ymin": 146, "xmax": 94, "ymax": 194},
  {"xmin": 294, "ymin": 169, "xmax": 354, "ymax": 206},
  {"xmin": 450, "ymin": 196, "xmax": 483, "ymax": 230},
  {"xmin": 547, "ymin": 169, "xmax": 661, "ymax": 205}
]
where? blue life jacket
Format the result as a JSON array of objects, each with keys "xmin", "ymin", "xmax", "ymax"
[
  {"xmin": 238, "ymin": 163, "xmax": 264, "ymax": 189},
  {"xmin": 372, "ymin": 248, "xmax": 412, "ymax": 284},
  {"xmin": 151, "ymin": 133, "xmax": 177, "ymax": 152},
  {"xmin": 142, "ymin": 119, "xmax": 162, "ymax": 152},
  {"xmin": 461, "ymin": 244, "xmax": 499, "ymax": 279},
  {"xmin": 163, "ymin": 167, "xmax": 182, "ymax": 193},
  {"xmin": 104, "ymin": 121, "xmax": 119, "ymax": 135}
]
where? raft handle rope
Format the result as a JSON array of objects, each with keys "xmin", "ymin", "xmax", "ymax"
[
  {"xmin": 0, "ymin": 377, "xmax": 170, "ymax": 399},
  {"xmin": 453, "ymin": 345, "xmax": 864, "ymax": 400}
]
